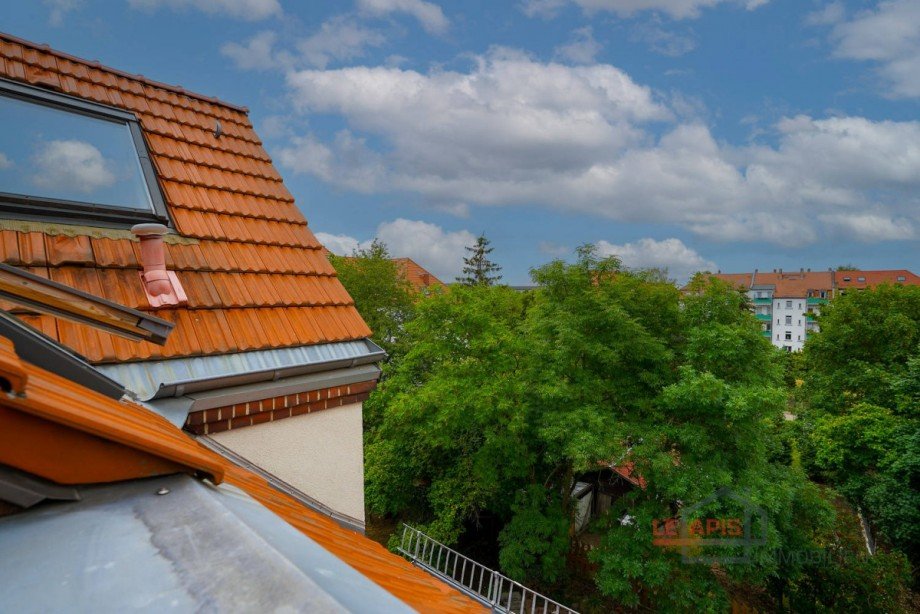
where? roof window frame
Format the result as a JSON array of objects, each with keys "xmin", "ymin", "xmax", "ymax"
[{"xmin": 0, "ymin": 77, "xmax": 170, "ymax": 228}]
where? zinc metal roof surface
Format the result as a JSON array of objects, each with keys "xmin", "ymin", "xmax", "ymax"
[
  {"xmin": 0, "ymin": 335, "xmax": 484, "ymax": 613},
  {"xmin": 0, "ymin": 474, "xmax": 412, "ymax": 613},
  {"xmin": 0, "ymin": 32, "xmax": 370, "ymax": 363}
]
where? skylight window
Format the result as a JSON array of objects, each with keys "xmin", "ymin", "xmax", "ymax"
[{"xmin": 0, "ymin": 78, "xmax": 168, "ymax": 226}]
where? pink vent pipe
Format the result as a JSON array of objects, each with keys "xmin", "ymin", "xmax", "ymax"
[{"xmin": 131, "ymin": 223, "xmax": 187, "ymax": 308}]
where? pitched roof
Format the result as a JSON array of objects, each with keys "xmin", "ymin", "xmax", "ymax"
[
  {"xmin": 709, "ymin": 269, "xmax": 919, "ymax": 296},
  {"xmin": 0, "ymin": 334, "xmax": 483, "ymax": 613},
  {"xmin": 392, "ymin": 257, "xmax": 447, "ymax": 291},
  {"xmin": 750, "ymin": 271, "xmax": 834, "ymax": 297},
  {"xmin": 834, "ymin": 269, "xmax": 920, "ymax": 288},
  {"xmin": 0, "ymin": 32, "xmax": 370, "ymax": 363}
]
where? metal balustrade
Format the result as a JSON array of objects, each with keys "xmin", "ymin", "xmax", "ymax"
[{"xmin": 396, "ymin": 524, "xmax": 579, "ymax": 614}]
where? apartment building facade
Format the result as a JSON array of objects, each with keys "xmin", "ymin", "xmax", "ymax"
[{"xmin": 712, "ymin": 269, "xmax": 919, "ymax": 352}]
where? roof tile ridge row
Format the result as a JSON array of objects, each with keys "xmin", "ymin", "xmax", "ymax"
[
  {"xmin": 141, "ymin": 124, "xmax": 270, "ymax": 165},
  {"xmin": 153, "ymin": 152, "xmax": 285, "ymax": 186},
  {"xmin": 168, "ymin": 203, "xmax": 307, "ymax": 226},
  {"xmin": 0, "ymin": 31, "xmax": 249, "ymax": 115},
  {"xmin": 135, "ymin": 110, "xmax": 259, "ymax": 145},
  {"xmin": 151, "ymin": 142, "xmax": 278, "ymax": 179},
  {"xmin": 158, "ymin": 174, "xmax": 294, "ymax": 203},
  {"xmin": 140, "ymin": 122, "xmax": 271, "ymax": 161},
  {"xmin": 159, "ymin": 185, "xmax": 306, "ymax": 225}
]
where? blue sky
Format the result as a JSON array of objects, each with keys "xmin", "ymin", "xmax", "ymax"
[{"xmin": 5, "ymin": 0, "xmax": 919, "ymax": 283}]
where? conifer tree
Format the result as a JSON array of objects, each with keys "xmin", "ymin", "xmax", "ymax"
[{"xmin": 456, "ymin": 234, "xmax": 502, "ymax": 285}]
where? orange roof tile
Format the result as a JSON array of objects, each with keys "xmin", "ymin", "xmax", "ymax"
[
  {"xmin": 835, "ymin": 269, "xmax": 920, "ymax": 288},
  {"xmin": 0, "ymin": 32, "xmax": 366, "ymax": 362},
  {"xmin": 392, "ymin": 258, "xmax": 448, "ymax": 291},
  {"xmin": 0, "ymin": 337, "xmax": 483, "ymax": 612},
  {"xmin": 711, "ymin": 269, "xmax": 919, "ymax": 296}
]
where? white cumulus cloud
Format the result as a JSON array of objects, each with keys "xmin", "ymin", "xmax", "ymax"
[
  {"xmin": 129, "ymin": 0, "xmax": 281, "ymax": 20},
  {"xmin": 521, "ymin": 0, "xmax": 767, "ymax": 20},
  {"xmin": 297, "ymin": 16, "xmax": 387, "ymax": 69},
  {"xmin": 555, "ymin": 27, "xmax": 602, "ymax": 64},
  {"xmin": 0, "ymin": 152, "xmax": 12, "ymax": 170},
  {"xmin": 596, "ymin": 237, "xmax": 716, "ymax": 282},
  {"xmin": 32, "ymin": 140, "xmax": 115, "ymax": 194},
  {"xmin": 818, "ymin": 213, "xmax": 916, "ymax": 242},
  {"xmin": 828, "ymin": 0, "xmax": 920, "ymax": 98},
  {"xmin": 316, "ymin": 232, "xmax": 366, "ymax": 255},
  {"xmin": 317, "ymin": 219, "xmax": 475, "ymax": 281},
  {"xmin": 356, "ymin": 0, "xmax": 449, "ymax": 34},
  {"xmin": 220, "ymin": 30, "xmax": 283, "ymax": 70},
  {"xmin": 44, "ymin": 0, "xmax": 81, "ymax": 26},
  {"xmin": 276, "ymin": 48, "xmax": 920, "ymax": 247}
]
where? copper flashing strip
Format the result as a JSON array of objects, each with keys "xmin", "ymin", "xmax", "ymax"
[{"xmin": 0, "ymin": 263, "xmax": 173, "ymax": 344}]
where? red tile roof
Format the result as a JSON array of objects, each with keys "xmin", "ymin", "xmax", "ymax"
[
  {"xmin": 710, "ymin": 269, "xmax": 919, "ymax": 297},
  {"xmin": 0, "ymin": 32, "xmax": 370, "ymax": 363},
  {"xmin": 834, "ymin": 269, "xmax": 920, "ymax": 289},
  {"xmin": 0, "ymin": 334, "xmax": 483, "ymax": 612},
  {"xmin": 748, "ymin": 271, "xmax": 834, "ymax": 298},
  {"xmin": 392, "ymin": 257, "xmax": 447, "ymax": 291}
]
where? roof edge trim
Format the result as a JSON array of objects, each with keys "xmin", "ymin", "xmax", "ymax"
[{"xmin": 97, "ymin": 339, "xmax": 386, "ymax": 401}]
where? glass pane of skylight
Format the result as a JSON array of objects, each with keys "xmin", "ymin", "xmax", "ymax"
[{"xmin": 0, "ymin": 94, "xmax": 153, "ymax": 211}]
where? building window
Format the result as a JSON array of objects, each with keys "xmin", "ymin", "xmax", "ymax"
[
  {"xmin": 897, "ymin": 276, "xmax": 906, "ymax": 282},
  {"xmin": 798, "ymin": 302, "xmax": 802, "ymax": 309},
  {"xmin": 785, "ymin": 300, "xmax": 793, "ymax": 309},
  {"xmin": 857, "ymin": 276, "xmax": 865, "ymax": 282},
  {"xmin": 784, "ymin": 345, "xmax": 792, "ymax": 352},
  {"xmin": 797, "ymin": 335, "xmax": 801, "ymax": 341},
  {"xmin": 785, "ymin": 332, "xmax": 792, "ymax": 341},
  {"xmin": 798, "ymin": 320, "xmax": 801, "ymax": 326},
  {"xmin": 0, "ymin": 77, "xmax": 168, "ymax": 226},
  {"xmin": 785, "ymin": 315, "xmax": 792, "ymax": 325},
  {"xmin": 843, "ymin": 276, "xmax": 851, "ymax": 282}
]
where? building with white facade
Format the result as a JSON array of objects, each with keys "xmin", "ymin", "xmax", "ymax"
[{"xmin": 709, "ymin": 269, "xmax": 919, "ymax": 352}]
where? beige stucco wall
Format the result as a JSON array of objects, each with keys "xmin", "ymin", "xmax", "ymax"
[{"xmin": 210, "ymin": 402, "xmax": 365, "ymax": 522}]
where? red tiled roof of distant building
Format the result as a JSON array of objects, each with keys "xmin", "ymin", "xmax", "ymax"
[
  {"xmin": 391, "ymin": 258, "xmax": 447, "ymax": 291},
  {"xmin": 835, "ymin": 269, "xmax": 920, "ymax": 288}
]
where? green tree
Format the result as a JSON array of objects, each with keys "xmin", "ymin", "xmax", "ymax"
[
  {"xmin": 800, "ymin": 284, "xmax": 919, "ymax": 585},
  {"xmin": 364, "ymin": 285, "xmax": 531, "ymax": 543},
  {"xmin": 364, "ymin": 251, "xmax": 915, "ymax": 610},
  {"xmin": 328, "ymin": 239, "xmax": 417, "ymax": 359},
  {"xmin": 456, "ymin": 234, "xmax": 502, "ymax": 286}
]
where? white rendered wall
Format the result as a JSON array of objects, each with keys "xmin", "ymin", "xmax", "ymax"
[
  {"xmin": 210, "ymin": 402, "xmax": 365, "ymax": 522},
  {"xmin": 772, "ymin": 298, "xmax": 807, "ymax": 352}
]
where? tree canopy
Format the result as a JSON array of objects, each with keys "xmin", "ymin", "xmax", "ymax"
[
  {"xmin": 328, "ymin": 239, "xmax": 417, "ymax": 358},
  {"xmin": 363, "ymin": 249, "xmax": 917, "ymax": 610}
]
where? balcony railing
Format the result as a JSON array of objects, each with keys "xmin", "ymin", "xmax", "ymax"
[{"xmin": 397, "ymin": 524, "xmax": 579, "ymax": 614}]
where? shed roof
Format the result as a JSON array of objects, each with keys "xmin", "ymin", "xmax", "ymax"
[
  {"xmin": 0, "ymin": 32, "xmax": 370, "ymax": 363},
  {"xmin": 0, "ymin": 332, "xmax": 483, "ymax": 613}
]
